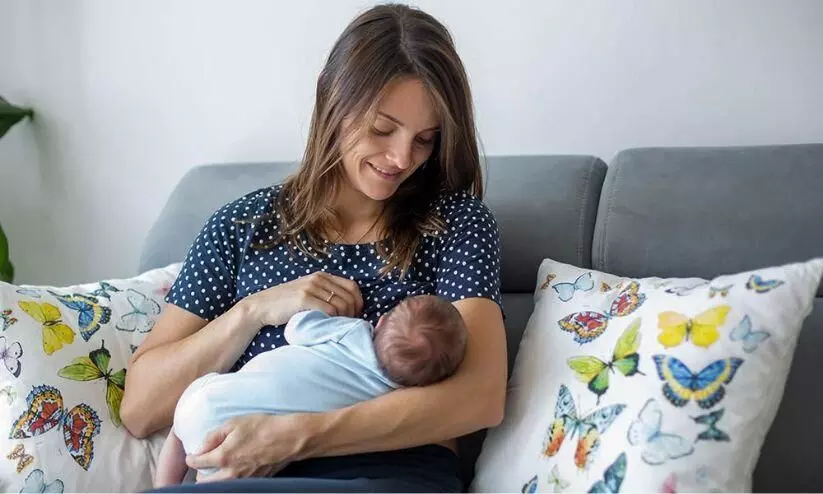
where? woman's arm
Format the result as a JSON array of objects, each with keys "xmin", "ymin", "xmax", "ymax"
[
  {"xmin": 300, "ymin": 297, "xmax": 507, "ymax": 456},
  {"xmin": 121, "ymin": 303, "xmax": 260, "ymax": 438},
  {"xmin": 186, "ymin": 296, "xmax": 507, "ymax": 478}
]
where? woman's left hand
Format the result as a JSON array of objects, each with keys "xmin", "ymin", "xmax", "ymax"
[{"xmin": 186, "ymin": 413, "xmax": 312, "ymax": 483}]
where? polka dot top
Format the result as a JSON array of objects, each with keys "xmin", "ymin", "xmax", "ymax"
[{"xmin": 167, "ymin": 184, "xmax": 503, "ymax": 371}]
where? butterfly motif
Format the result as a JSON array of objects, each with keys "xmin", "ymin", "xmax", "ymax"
[
  {"xmin": 660, "ymin": 473, "xmax": 677, "ymax": 494},
  {"xmin": 664, "ymin": 282, "xmax": 707, "ymax": 296},
  {"xmin": 89, "ymin": 281, "xmax": 121, "ymax": 300},
  {"xmin": 692, "ymin": 408, "xmax": 730, "ymax": 442},
  {"xmin": 1, "ymin": 308, "xmax": 18, "ymax": 331},
  {"xmin": 547, "ymin": 464, "xmax": 570, "ymax": 492},
  {"xmin": 116, "ymin": 289, "xmax": 161, "ymax": 333},
  {"xmin": 588, "ymin": 452, "xmax": 626, "ymax": 494},
  {"xmin": 652, "ymin": 355, "xmax": 744, "ymax": 409},
  {"xmin": 20, "ymin": 468, "xmax": 64, "ymax": 493},
  {"xmin": 58, "ymin": 340, "xmax": 126, "ymax": 427},
  {"xmin": 0, "ymin": 384, "xmax": 17, "ymax": 405},
  {"xmin": 745, "ymin": 275, "xmax": 784, "ymax": 294},
  {"xmin": 0, "ymin": 335, "xmax": 22, "ymax": 378},
  {"xmin": 9, "ymin": 385, "xmax": 101, "ymax": 470},
  {"xmin": 521, "ymin": 475, "xmax": 538, "ymax": 493},
  {"xmin": 48, "ymin": 292, "xmax": 111, "ymax": 342},
  {"xmin": 729, "ymin": 315, "xmax": 770, "ymax": 353},
  {"xmin": 657, "ymin": 305, "xmax": 731, "ymax": 349},
  {"xmin": 16, "ymin": 301, "xmax": 75, "ymax": 356},
  {"xmin": 553, "ymin": 272, "xmax": 595, "ymax": 302},
  {"xmin": 708, "ymin": 285, "xmax": 732, "ymax": 298},
  {"xmin": 600, "ymin": 282, "xmax": 612, "ymax": 293},
  {"xmin": 542, "ymin": 384, "xmax": 626, "ymax": 470},
  {"xmin": 6, "ymin": 443, "xmax": 33, "ymax": 473},
  {"xmin": 567, "ymin": 318, "xmax": 644, "ymax": 403},
  {"xmin": 627, "ymin": 398, "xmax": 694, "ymax": 465},
  {"xmin": 558, "ymin": 282, "xmax": 646, "ymax": 344},
  {"xmin": 15, "ymin": 287, "xmax": 42, "ymax": 299},
  {"xmin": 540, "ymin": 273, "xmax": 557, "ymax": 291}
]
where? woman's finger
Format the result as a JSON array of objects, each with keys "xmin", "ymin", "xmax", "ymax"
[{"xmin": 311, "ymin": 274, "xmax": 359, "ymax": 316}]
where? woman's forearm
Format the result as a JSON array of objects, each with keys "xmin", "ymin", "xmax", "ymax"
[
  {"xmin": 295, "ymin": 300, "xmax": 508, "ymax": 459},
  {"xmin": 121, "ymin": 303, "xmax": 260, "ymax": 438},
  {"xmin": 299, "ymin": 369, "xmax": 505, "ymax": 459}
]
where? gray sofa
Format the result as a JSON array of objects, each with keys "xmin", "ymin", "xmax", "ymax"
[{"xmin": 140, "ymin": 143, "xmax": 823, "ymax": 493}]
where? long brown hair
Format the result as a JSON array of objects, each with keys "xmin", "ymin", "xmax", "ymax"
[{"xmin": 274, "ymin": 3, "xmax": 482, "ymax": 277}]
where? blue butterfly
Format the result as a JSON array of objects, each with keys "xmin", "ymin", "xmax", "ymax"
[
  {"xmin": 90, "ymin": 281, "xmax": 121, "ymax": 300},
  {"xmin": 521, "ymin": 475, "xmax": 538, "ymax": 494},
  {"xmin": 553, "ymin": 272, "xmax": 595, "ymax": 302},
  {"xmin": 15, "ymin": 287, "xmax": 42, "ymax": 299},
  {"xmin": 652, "ymin": 355, "xmax": 744, "ymax": 409},
  {"xmin": 116, "ymin": 289, "xmax": 161, "ymax": 333},
  {"xmin": 729, "ymin": 315, "xmax": 770, "ymax": 353},
  {"xmin": 627, "ymin": 398, "xmax": 694, "ymax": 465},
  {"xmin": 20, "ymin": 468, "xmax": 64, "ymax": 493},
  {"xmin": 692, "ymin": 408, "xmax": 730, "ymax": 442},
  {"xmin": 745, "ymin": 275, "xmax": 784, "ymax": 294},
  {"xmin": 48, "ymin": 291, "xmax": 111, "ymax": 342},
  {"xmin": 664, "ymin": 282, "xmax": 707, "ymax": 297},
  {"xmin": 588, "ymin": 452, "xmax": 626, "ymax": 494}
]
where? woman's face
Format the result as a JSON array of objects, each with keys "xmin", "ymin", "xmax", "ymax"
[{"xmin": 340, "ymin": 77, "xmax": 441, "ymax": 202}]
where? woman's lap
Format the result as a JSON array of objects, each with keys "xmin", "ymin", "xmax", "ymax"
[{"xmin": 148, "ymin": 445, "xmax": 462, "ymax": 493}]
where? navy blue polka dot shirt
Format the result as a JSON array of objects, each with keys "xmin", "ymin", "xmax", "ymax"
[{"xmin": 167, "ymin": 184, "xmax": 502, "ymax": 371}]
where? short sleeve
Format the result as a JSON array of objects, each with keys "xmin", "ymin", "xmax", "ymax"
[
  {"xmin": 434, "ymin": 193, "xmax": 503, "ymax": 307},
  {"xmin": 165, "ymin": 193, "xmax": 260, "ymax": 320},
  {"xmin": 284, "ymin": 310, "xmax": 363, "ymax": 346}
]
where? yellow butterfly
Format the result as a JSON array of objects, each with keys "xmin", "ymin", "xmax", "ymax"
[
  {"xmin": 657, "ymin": 305, "xmax": 730, "ymax": 349},
  {"xmin": 17, "ymin": 301, "xmax": 76, "ymax": 355},
  {"xmin": 6, "ymin": 443, "xmax": 33, "ymax": 473}
]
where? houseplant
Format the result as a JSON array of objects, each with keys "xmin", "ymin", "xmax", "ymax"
[{"xmin": 0, "ymin": 96, "xmax": 34, "ymax": 282}]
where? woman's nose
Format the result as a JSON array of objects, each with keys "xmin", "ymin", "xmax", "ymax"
[{"xmin": 386, "ymin": 137, "xmax": 413, "ymax": 170}]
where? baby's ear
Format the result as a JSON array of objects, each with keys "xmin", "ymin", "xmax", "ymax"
[{"xmin": 376, "ymin": 314, "xmax": 386, "ymax": 330}]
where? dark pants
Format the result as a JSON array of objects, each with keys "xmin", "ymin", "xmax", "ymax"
[{"xmin": 150, "ymin": 445, "xmax": 463, "ymax": 493}]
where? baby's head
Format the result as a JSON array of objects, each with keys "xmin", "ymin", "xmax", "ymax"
[{"xmin": 373, "ymin": 294, "xmax": 467, "ymax": 387}]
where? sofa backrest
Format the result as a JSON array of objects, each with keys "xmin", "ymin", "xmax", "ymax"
[{"xmin": 593, "ymin": 144, "xmax": 823, "ymax": 493}]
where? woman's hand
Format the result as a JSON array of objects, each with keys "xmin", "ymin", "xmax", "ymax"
[
  {"xmin": 241, "ymin": 272, "xmax": 364, "ymax": 327},
  {"xmin": 186, "ymin": 413, "xmax": 315, "ymax": 483}
]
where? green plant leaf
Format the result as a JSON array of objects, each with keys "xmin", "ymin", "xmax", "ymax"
[{"xmin": 0, "ymin": 96, "xmax": 33, "ymax": 140}]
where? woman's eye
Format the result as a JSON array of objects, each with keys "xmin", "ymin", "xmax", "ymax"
[
  {"xmin": 415, "ymin": 136, "xmax": 434, "ymax": 146},
  {"xmin": 371, "ymin": 127, "xmax": 392, "ymax": 137}
]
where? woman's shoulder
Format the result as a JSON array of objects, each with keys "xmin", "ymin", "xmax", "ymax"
[
  {"xmin": 433, "ymin": 190, "xmax": 498, "ymax": 232},
  {"xmin": 208, "ymin": 185, "xmax": 283, "ymax": 225}
]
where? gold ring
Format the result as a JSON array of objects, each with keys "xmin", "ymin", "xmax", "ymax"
[{"xmin": 326, "ymin": 290, "xmax": 335, "ymax": 303}]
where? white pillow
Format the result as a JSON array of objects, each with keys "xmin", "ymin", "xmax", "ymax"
[
  {"xmin": 472, "ymin": 257, "xmax": 823, "ymax": 493},
  {"xmin": 0, "ymin": 263, "xmax": 181, "ymax": 493}
]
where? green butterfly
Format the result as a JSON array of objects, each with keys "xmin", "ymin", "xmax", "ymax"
[
  {"xmin": 567, "ymin": 318, "xmax": 644, "ymax": 403},
  {"xmin": 58, "ymin": 340, "xmax": 126, "ymax": 427}
]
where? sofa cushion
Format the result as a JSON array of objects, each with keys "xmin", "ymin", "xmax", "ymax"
[
  {"xmin": 0, "ymin": 264, "xmax": 181, "ymax": 492},
  {"xmin": 471, "ymin": 257, "xmax": 823, "ymax": 493}
]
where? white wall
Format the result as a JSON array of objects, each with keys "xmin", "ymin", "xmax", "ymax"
[{"xmin": 1, "ymin": 0, "xmax": 822, "ymax": 285}]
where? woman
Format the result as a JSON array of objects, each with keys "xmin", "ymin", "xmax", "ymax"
[{"xmin": 121, "ymin": 3, "xmax": 507, "ymax": 492}]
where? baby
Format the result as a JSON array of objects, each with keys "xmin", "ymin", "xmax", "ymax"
[{"xmin": 154, "ymin": 294, "xmax": 467, "ymax": 487}]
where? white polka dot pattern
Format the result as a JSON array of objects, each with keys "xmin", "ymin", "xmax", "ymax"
[{"xmin": 167, "ymin": 185, "xmax": 502, "ymax": 370}]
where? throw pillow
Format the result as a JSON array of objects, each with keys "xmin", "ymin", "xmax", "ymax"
[
  {"xmin": 0, "ymin": 263, "xmax": 181, "ymax": 493},
  {"xmin": 472, "ymin": 257, "xmax": 823, "ymax": 493}
]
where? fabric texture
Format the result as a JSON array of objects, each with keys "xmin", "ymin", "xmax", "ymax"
[
  {"xmin": 166, "ymin": 184, "xmax": 502, "ymax": 371},
  {"xmin": 150, "ymin": 444, "xmax": 462, "ymax": 493},
  {"xmin": 173, "ymin": 310, "xmax": 397, "ymax": 463},
  {"xmin": 0, "ymin": 263, "xmax": 182, "ymax": 493},
  {"xmin": 472, "ymin": 257, "xmax": 823, "ymax": 493}
]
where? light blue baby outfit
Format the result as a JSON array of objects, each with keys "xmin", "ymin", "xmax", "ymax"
[{"xmin": 173, "ymin": 310, "xmax": 399, "ymax": 473}]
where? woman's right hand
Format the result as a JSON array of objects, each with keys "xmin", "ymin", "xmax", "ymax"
[{"xmin": 240, "ymin": 272, "xmax": 364, "ymax": 328}]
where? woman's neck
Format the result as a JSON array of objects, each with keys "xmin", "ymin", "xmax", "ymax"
[{"xmin": 328, "ymin": 185, "xmax": 387, "ymax": 243}]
